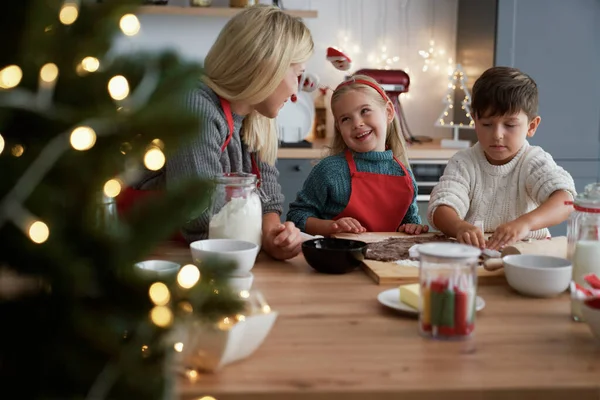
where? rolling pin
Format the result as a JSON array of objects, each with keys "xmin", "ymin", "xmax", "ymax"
[{"xmin": 483, "ymin": 236, "xmax": 568, "ymax": 271}]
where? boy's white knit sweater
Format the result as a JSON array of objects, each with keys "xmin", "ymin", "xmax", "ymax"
[{"xmin": 427, "ymin": 141, "xmax": 576, "ymax": 239}]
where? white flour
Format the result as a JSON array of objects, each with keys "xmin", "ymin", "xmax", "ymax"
[{"xmin": 209, "ymin": 195, "xmax": 262, "ymax": 247}]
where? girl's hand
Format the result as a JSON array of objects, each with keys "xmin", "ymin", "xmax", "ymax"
[
  {"xmin": 329, "ymin": 217, "xmax": 366, "ymax": 235},
  {"xmin": 398, "ymin": 224, "xmax": 429, "ymax": 235},
  {"xmin": 455, "ymin": 221, "xmax": 486, "ymax": 249},
  {"xmin": 487, "ymin": 219, "xmax": 531, "ymax": 250}
]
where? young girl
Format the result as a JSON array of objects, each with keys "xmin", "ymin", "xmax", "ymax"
[{"xmin": 286, "ymin": 75, "xmax": 427, "ymax": 236}]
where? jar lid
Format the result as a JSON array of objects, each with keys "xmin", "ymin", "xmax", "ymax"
[
  {"xmin": 215, "ymin": 172, "xmax": 257, "ymax": 186},
  {"xmin": 574, "ymin": 182, "xmax": 600, "ymax": 209},
  {"xmin": 417, "ymin": 242, "xmax": 481, "ymax": 260}
]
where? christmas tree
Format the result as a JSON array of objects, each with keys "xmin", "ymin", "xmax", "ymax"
[
  {"xmin": 0, "ymin": 1, "xmax": 243, "ymax": 398},
  {"xmin": 435, "ymin": 64, "xmax": 475, "ymax": 148}
]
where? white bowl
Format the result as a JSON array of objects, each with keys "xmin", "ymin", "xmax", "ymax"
[
  {"xmin": 190, "ymin": 239, "xmax": 259, "ymax": 275},
  {"xmin": 582, "ymin": 303, "xmax": 600, "ymax": 342},
  {"xmin": 174, "ymin": 311, "xmax": 278, "ymax": 372},
  {"xmin": 134, "ymin": 260, "xmax": 181, "ymax": 277},
  {"xmin": 502, "ymin": 254, "xmax": 572, "ymax": 298},
  {"xmin": 229, "ymin": 272, "xmax": 254, "ymax": 293}
]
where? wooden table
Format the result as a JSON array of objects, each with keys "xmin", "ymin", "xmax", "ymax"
[{"xmin": 151, "ymin": 243, "xmax": 600, "ymax": 400}]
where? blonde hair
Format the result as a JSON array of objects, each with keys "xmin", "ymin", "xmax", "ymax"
[
  {"xmin": 203, "ymin": 5, "xmax": 314, "ymax": 165},
  {"xmin": 329, "ymin": 74, "xmax": 410, "ymax": 168}
]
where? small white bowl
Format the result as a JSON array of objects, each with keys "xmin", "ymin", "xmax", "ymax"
[
  {"xmin": 134, "ymin": 260, "xmax": 181, "ymax": 277},
  {"xmin": 229, "ymin": 272, "xmax": 254, "ymax": 293},
  {"xmin": 502, "ymin": 254, "xmax": 572, "ymax": 298},
  {"xmin": 582, "ymin": 303, "xmax": 600, "ymax": 342},
  {"xmin": 190, "ymin": 239, "xmax": 259, "ymax": 275}
]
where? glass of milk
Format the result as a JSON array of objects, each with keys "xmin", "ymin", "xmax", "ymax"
[
  {"xmin": 208, "ymin": 173, "xmax": 262, "ymax": 248},
  {"xmin": 568, "ymin": 182, "xmax": 600, "ymax": 321}
]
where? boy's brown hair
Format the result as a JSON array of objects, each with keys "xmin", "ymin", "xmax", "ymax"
[{"xmin": 471, "ymin": 66, "xmax": 539, "ymax": 121}]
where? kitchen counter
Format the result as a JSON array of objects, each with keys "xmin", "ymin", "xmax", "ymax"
[
  {"xmin": 149, "ymin": 242, "xmax": 600, "ymax": 400},
  {"xmin": 277, "ymin": 138, "xmax": 463, "ymax": 160}
]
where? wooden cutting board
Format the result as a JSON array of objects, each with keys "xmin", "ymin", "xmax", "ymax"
[{"xmin": 332, "ymin": 232, "xmax": 565, "ymax": 286}]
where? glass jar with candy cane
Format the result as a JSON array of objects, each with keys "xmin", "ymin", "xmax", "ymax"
[{"xmin": 417, "ymin": 243, "xmax": 481, "ymax": 340}]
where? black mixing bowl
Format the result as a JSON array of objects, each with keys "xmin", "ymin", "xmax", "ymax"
[{"xmin": 302, "ymin": 238, "xmax": 368, "ymax": 274}]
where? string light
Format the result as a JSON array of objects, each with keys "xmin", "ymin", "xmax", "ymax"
[
  {"xmin": 80, "ymin": 56, "xmax": 100, "ymax": 73},
  {"xmin": 103, "ymin": 179, "xmax": 122, "ymax": 198},
  {"xmin": 198, "ymin": 397, "xmax": 216, "ymax": 400},
  {"xmin": 239, "ymin": 290, "xmax": 250, "ymax": 299},
  {"xmin": 11, "ymin": 145, "xmax": 24, "ymax": 157},
  {"xmin": 40, "ymin": 63, "xmax": 59, "ymax": 83},
  {"xmin": 70, "ymin": 126, "xmax": 96, "ymax": 151},
  {"xmin": 59, "ymin": 2, "xmax": 79, "ymax": 25},
  {"xmin": 149, "ymin": 282, "xmax": 170, "ymax": 306},
  {"xmin": 174, "ymin": 342, "xmax": 184, "ymax": 352},
  {"xmin": 0, "ymin": 134, "xmax": 4, "ymax": 155},
  {"xmin": 0, "ymin": 65, "xmax": 23, "ymax": 89},
  {"xmin": 108, "ymin": 75, "xmax": 130, "ymax": 101},
  {"xmin": 29, "ymin": 220, "xmax": 50, "ymax": 244},
  {"xmin": 143, "ymin": 147, "xmax": 165, "ymax": 171},
  {"xmin": 150, "ymin": 306, "xmax": 173, "ymax": 328},
  {"xmin": 217, "ymin": 317, "xmax": 234, "ymax": 330},
  {"xmin": 120, "ymin": 14, "xmax": 141, "ymax": 36},
  {"xmin": 178, "ymin": 301, "xmax": 193, "ymax": 314},
  {"xmin": 185, "ymin": 369, "xmax": 199, "ymax": 382},
  {"xmin": 177, "ymin": 264, "xmax": 200, "ymax": 289},
  {"xmin": 151, "ymin": 138, "xmax": 164, "ymax": 149}
]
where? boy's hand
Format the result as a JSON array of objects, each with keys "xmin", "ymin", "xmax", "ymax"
[
  {"xmin": 329, "ymin": 217, "xmax": 366, "ymax": 234},
  {"xmin": 487, "ymin": 219, "xmax": 531, "ymax": 250},
  {"xmin": 455, "ymin": 221, "xmax": 486, "ymax": 249},
  {"xmin": 398, "ymin": 224, "xmax": 429, "ymax": 235}
]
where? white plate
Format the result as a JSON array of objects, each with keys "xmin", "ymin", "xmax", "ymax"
[
  {"xmin": 276, "ymin": 91, "xmax": 314, "ymax": 143},
  {"xmin": 377, "ymin": 288, "xmax": 485, "ymax": 316}
]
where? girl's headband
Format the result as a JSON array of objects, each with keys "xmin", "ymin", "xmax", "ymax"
[{"xmin": 333, "ymin": 78, "xmax": 390, "ymax": 102}]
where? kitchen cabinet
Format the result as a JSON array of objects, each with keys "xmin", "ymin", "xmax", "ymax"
[
  {"xmin": 276, "ymin": 158, "xmax": 315, "ymax": 219},
  {"xmin": 495, "ymin": 0, "xmax": 600, "ymax": 161}
]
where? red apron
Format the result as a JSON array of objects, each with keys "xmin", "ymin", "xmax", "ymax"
[
  {"xmin": 116, "ymin": 97, "xmax": 261, "ymax": 242},
  {"xmin": 333, "ymin": 149, "xmax": 414, "ymax": 232}
]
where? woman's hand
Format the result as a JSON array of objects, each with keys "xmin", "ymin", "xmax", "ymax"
[
  {"xmin": 398, "ymin": 224, "xmax": 429, "ymax": 235},
  {"xmin": 262, "ymin": 217, "xmax": 303, "ymax": 260}
]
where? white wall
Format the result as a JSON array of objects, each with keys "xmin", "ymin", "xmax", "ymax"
[{"xmin": 116, "ymin": 0, "xmax": 459, "ymax": 140}]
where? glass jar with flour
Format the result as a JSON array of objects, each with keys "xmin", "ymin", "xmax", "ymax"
[
  {"xmin": 208, "ymin": 173, "xmax": 262, "ymax": 248},
  {"xmin": 568, "ymin": 183, "xmax": 600, "ymax": 322}
]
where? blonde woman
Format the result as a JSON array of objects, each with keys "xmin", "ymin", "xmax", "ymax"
[
  {"xmin": 132, "ymin": 5, "xmax": 314, "ymax": 260},
  {"xmin": 286, "ymin": 75, "xmax": 427, "ymax": 236}
]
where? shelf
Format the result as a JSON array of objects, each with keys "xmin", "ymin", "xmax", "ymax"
[{"xmin": 138, "ymin": 5, "xmax": 318, "ymax": 18}]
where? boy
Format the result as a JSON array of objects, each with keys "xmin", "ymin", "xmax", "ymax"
[{"xmin": 428, "ymin": 66, "xmax": 576, "ymax": 250}]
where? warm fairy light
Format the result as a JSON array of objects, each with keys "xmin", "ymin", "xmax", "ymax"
[
  {"xmin": 29, "ymin": 221, "xmax": 50, "ymax": 244},
  {"xmin": 186, "ymin": 369, "xmax": 199, "ymax": 382},
  {"xmin": 177, "ymin": 264, "xmax": 200, "ymax": 289},
  {"xmin": 103, "ymin": 179, "xmax": 122, "ymax": 198},
  {"xmin": 236, "ymin": 314, "xmax": 246, "ymax": 322},
  {"xmin": 120, "ymin": 14, "xmax": 141, "ymax": 36},
  {"xmin": 239, "ymin": 290, "xmax": 250, "ymax": 299},
  {"xmin": 150, "ymin": 306, "xmax": 173, "ymax": 328},
  {"xmin": 178, "ymin": 301, "xmax": 193, "ymax": 314},
  {"xmin": 11, "ymin": 145, "xmax": 24, "ymax": 157},
  {"xmin": 40, "ymin": 63, "xmax": 59, "ymax": 83},
  {"xmin": 149, "ymin": 282, "xmax": 170, "ymax": 306},
  {"xmin": 262, "ymin": 305, "xmax": 271, "ymax": 313},
  {"xmin": 59, "ymin": 3, "xmax": 79, "ymax": 25},
  {"xmin": 70, "ymin": 126, "xmax": 97, "ymax": 151},
  {"xmin": 174, "ymin": 342, "xmax": 184, "ymax": 352},
  {"xmin": 199, "ymin": 396, "xmax": 216, "ymax": 400},
  {"xmin": 0, "ymin": 134, "xmax": 4, "ymax": 155},
  {"xmin": 143, "ymin": 147, "xmax": 165, "ymax": 171},
  {"xmin": 151, "ymin": 138, "xmax": 164, "ymax": 149},
  {"xmin": 108, "ymin": 75, "xmax": 130, "ymax": 101},
  {"xmin": 81, "ymin": 57, "xmax": 100, "ymax": 72},
  {"xmin": 0, "ymin": 65, "xmax": 23, "ymax": 89},
  {"xmin": 217, "ymin": 317, "xmax": 234, "ymax": 330}
]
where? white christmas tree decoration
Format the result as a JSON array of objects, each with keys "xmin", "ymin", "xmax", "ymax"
[{"xmin": 435, "ymin": 64, "xmax": 475, "ymax": 148}]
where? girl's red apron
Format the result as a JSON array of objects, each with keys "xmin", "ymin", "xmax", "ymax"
[
  {"xmin": 333, "ymin": 149, "xmax": 414, "ymax": 232},
  {"xmin": 116, "ymin": 97, "xmax": 261, "ymax": 242}
]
